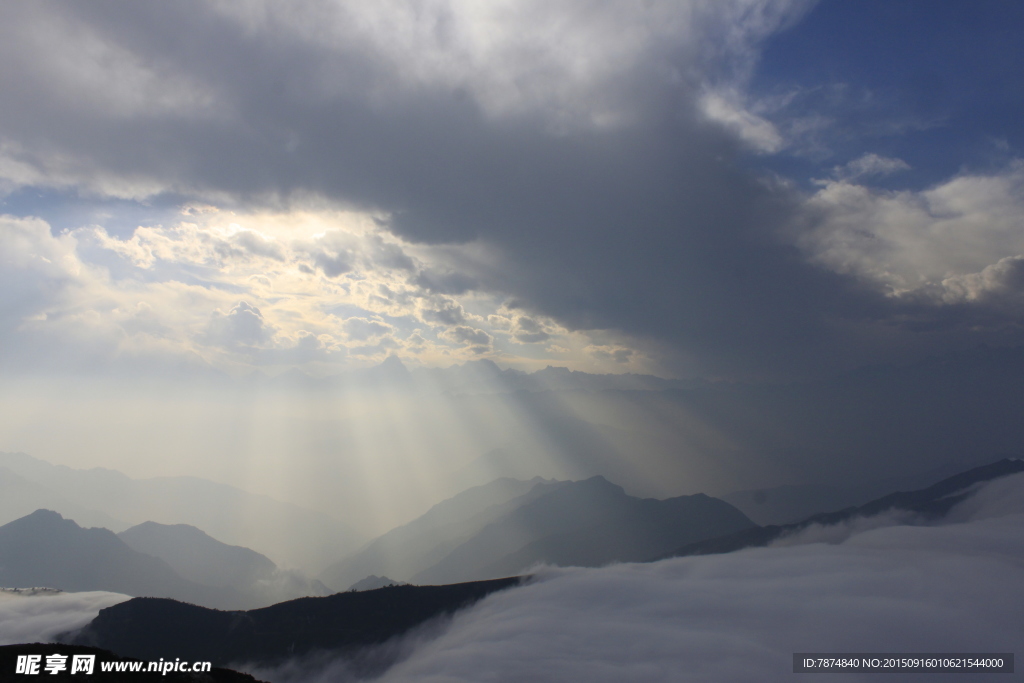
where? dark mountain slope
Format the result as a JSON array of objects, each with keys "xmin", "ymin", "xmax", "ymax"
[
  {"xmin": 348, "ymin": 575, "xmax": 405, "ymax": 591},
  {"xmin": 661, "ymin": 458, "xmax": 1024, "ymax": 559},
  {"xmin": 414, "ymin": 476, "xmax": 754, "ymax": 584},
  {"xmin": 66, "ymin": 577, "xmax": 521, "ymax": 667},
  {"xmin": 320, "ymin": 477, "xmax": 564, "ymax": 590}
]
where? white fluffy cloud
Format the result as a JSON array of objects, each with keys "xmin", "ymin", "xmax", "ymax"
[
  {"xmin": 799, "ymin": 161, "xmax": 1024, "ymax": 304},
  {"xmin": 699, "ymin": 89, "xmax": 784, "ymax": 153},
  {"xmin": 0, "ymin": 209, "xmax": 649, "ymax": 374},
  {"xmin": 378, "ymin": 523, "xmax": 1020, "ymax": 681}
]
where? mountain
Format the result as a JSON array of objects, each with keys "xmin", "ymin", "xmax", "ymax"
[
  {"xmin": 662, "ymin": 458, "xmax": 1024, "ymax": 559},
  {"xmin": 320, "ymin": 476, "xmax": 563, "ymax": 590},
  {"xmin": 118, "ymin": 522, "xmax": 277, "ymax": 588},
  {"xmin": 66, "ymin": 578, "xmax": 521, "ymax": 668},
  {"xmin": 719, "ymin": 461, "xmax": 979, "ymax": 526},
  {"xmin": 118, "ymin": 522, "xmax": 331, "ymax": 607},
  {"xmin": 348, "ymin": 575, "xmax": 405, "ymax": 591},
  {"xmin": 412, "ymin": 476, "xmax": 755, "ymax": 584},
  {"xmin": 0, "ymin": 452, "xmax": 363, "ymax": 573},
  {"xmin": 0, "ymin": 510, "xmax": 240, "ymax": 608},
  {"xmin": 719, "ymin": 483, "xmax": 869, "ymax": 527}
]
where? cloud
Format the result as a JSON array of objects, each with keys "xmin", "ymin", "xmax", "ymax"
[
  {"xmin": 2, "ymin": 1, "xmax": 1023, "ymax": 378},
  {"xmin": 0, "ymin": 0, "xmax": 854, "ymax": 379},
  {"xmin": 0, "ymin": 215, "xmax": 84, "ymax": 326},
  {"xmin": 234, "ymin": 230, "xmax": 286, "ymax": 261},
  {"xmin": 241, "ymin": 475, "xmax": 1024, "ymax": 682},
  {"xmin": 833, "ymin": 153, "xmax": 911, "ymax": 181},
  {"xmin": 485, "ymin": 315, "xmax": 512, "ymax": 331},
  {"xmin": 799, "ymin": 162, "xmax": 1024, "ymax": 308},
  {"xmin": 510, "ymin": 316, "xmax": 551, "ymax": 344},
  {"xmin": 944, "ymin": 472, "xmax": 1024, "ymax": 523},
  {"xmin": 258, "ymin": 520, "xmax": 1023, "ymax": 682},
  {"xmin": 420, "ymin": 300, "xmax": 468, "ymax": 327},
  {"xmin": 585, "ymin": 344, "xmax": 635, "ymax": 364},
  {"xmin": 699, "ymin": 89, "xmax": 784, "ymax": 153},
  {"xmin": 0, "ymin": 591, "xmax": 129, "ymax": 645},
  {"xmin": 440, "ymin": 326, "xmax": 493, "ymax": 353},
  {"xmin": 342, "ymin": 318, "xmax": 393, "ymax": 342},
  {"xmin": 411, "ymin": 269, "xmax": 476, "ymax": 296},
  {"xmin": 203, "ymin": 301, "xmax": 276, "ymax": 349}
]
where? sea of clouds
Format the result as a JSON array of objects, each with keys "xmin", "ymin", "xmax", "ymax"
[
  {"xmin": 251, "ymin": 474, "xmax": 1024, "ymax": 683},
  {"xmin": 0, "ymin": 590, "xmax": 129, "ymax": 646}
]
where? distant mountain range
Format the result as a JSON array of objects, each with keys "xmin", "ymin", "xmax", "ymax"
[
  {"xmin": 413, "ymin": 476, "xmax": 754, "ymax": 584},
  {"xmin": 66, "ymin": 579, "xmax": 521, "ymax": 668},
  {"xmin": 0, "ymin": 452, "xmax": 363, "ymax": 573},
  {"xmin": 320, "ymin": 476, "xmax": 558, "ymax": 590},
  {"xmin": 718, "ymin": 460, "xmax": 978, "ymax": 526},
  {"xmin": 347, "ymin": 575, "xmax": 405, "ymax": 591},
  {"xmin": 0, "ymin": 510, "xmax": 232, "ymax": 608},
  {"xmin": 0, "ymin": 512, "xmax": 329, "ymax": 610},
  {"xmin": 117, "ymin": 522, "xmax": 331, "ymax": 608},
  {"xmin": 661, "ymin": 458, "xmax": 1024, "ymax": 559},
  {"xmin": 17, "ymin": 456, "xmax": 1021, "ymax": 681},
  {"xmin": 321, "ymin": 475, "xmax": 755, "ymax": 589},
  {"xmin": 119, "ymin": 522, "xmax": 277, "ymax": 589}
]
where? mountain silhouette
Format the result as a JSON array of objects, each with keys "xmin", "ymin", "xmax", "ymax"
[
  {"xmin": 119, "ymin": 522, "xmax": 277, "ymax": 588},
  {"xmin": 116, "ymin": 522, "xmax": 331, "ymax": 608},
  {"xmin": 320, "ymin": 476, "xmax": 562, "ymax": 590},
  {"xmin": 413, "ymin": 476, "xmax": 754, "ymax": 584},
  {"xmin": 348, "ymin": 575, "xmax": 405, "ymax": 591},
  {"xmin": 0, "ymin": 452, "xmax": 362, "ymax": 573},
  {"xmin": 0, "ymin": 510, "xmax": 241, "ymax": 608},
  {"xmin": 65, "ymin": 578, "xmax": 521, "ymax": 667},
  {"xmin": 661, "ymin": 458, "xmax": 1024, "ymax": 559}
]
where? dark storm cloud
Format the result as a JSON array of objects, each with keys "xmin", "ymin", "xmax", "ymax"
[{"xmin": 1, "ymin": 0, "xmax": 1019, "ymax": 377}]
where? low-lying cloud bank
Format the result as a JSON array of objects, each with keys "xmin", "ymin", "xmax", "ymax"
[
  {"xmin": 0, "ymin": 590, "xmax": 129, "ymax": 646},
  {"xmin": 255, "ymin": 475, "xmax": 1024, "ymax": 683}
]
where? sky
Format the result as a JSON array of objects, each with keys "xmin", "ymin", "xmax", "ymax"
[{"xmin": 1, "ymin": 1, "xmax": 1023, "ymax": 526}]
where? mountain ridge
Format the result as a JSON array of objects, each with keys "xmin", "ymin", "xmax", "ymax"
[
  {"xmin": 0, "ymin": 452, "xmax": 363, "ymax": 573},
  {"xmin": 660, "ymin": 458, "xmax": 1024, "ymax": 560},
  {"xmin": 0, "ymin": 510, "xmax": 242, "ymax": 609},
  {"xmin": 65, "ymin": 578, "xmax": 522, "ymax": 668},
  {"xmin": 413, "ymin": 476, "xmax": 755, "ymax": 584}
]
